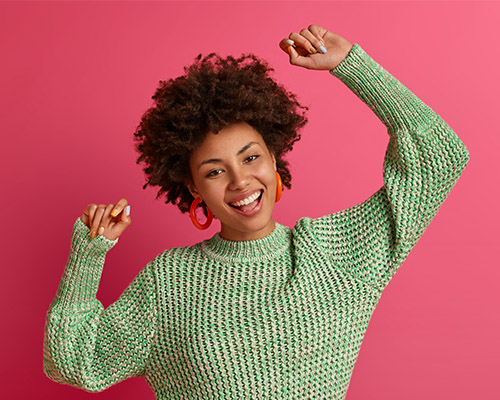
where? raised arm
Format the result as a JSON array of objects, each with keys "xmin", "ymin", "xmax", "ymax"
[
  {"xmin": 281, "ymin": 25, "xmax": 470, "ymax": 293},
  {"xmin": 43, "ymin": 206, "xmax": 158, "ymax": 392}
]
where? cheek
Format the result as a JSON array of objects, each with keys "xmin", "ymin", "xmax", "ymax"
[
  {"xmin": 200, "ymin": 182, "xmax": 226, "ymax": 206},
  {"xmin": 258, "ymin": 162, "xmax": 277, "ymax": 184}
]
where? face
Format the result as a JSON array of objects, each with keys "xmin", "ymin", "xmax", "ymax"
[{"xmin": 187, "ymin": 122, "xmax": 278, "ymax": 241}]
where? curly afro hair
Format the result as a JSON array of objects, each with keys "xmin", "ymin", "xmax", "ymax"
[{"xmin": 133, "ymin": 52, "xmax": 309, "ymax": 214}]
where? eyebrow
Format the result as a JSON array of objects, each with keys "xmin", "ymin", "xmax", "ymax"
[{"xmin": 198, "ymin": 141, "xmax": 259, "ymax": 169}]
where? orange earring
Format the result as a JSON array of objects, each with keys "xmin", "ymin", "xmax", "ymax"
[
  {"xmin": 275, "ymin": 171, "xmax": 283, "ymax": 202},
  {"xmin": 190, "ymin": 198, "xmax": 214, "ymax": 230}
]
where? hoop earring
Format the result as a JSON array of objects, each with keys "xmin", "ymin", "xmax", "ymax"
[
  {"xmin": 190, "ymin": 198, "xmax": 214, "ymax": 230},
  {"xmin": 275, "ymin": 171, "xmax": 283, "ymax": 202}
]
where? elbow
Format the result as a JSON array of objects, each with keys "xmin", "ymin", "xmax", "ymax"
[
  {"xmin": 430, "ymin": 115, "xmax": 471, "ymax": 176},
  {"xmin": 43, "ymin": 353, "xmax": 108, "ymax": 393},
  {"xmin": 42, "ymin": 316, "xmax": 114, "ymax": 394},
  {"xmin": 435, "ymin": 120, "xmax": 470, "ymax": 180},
  {"xmin": 460, "ymin": 141, "xmax": 471, "ymax": 171},
  {"xmin": 451, "ymin": 136, "xmax": 470, "ymax": 179}
]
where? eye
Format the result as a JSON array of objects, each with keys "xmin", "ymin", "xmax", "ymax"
[
  {"xmin": 206, "ymin": 169, "xmax": 223, "ymax": 178},
  {"xmin": 245, "ymin": 155, "xmax": 260, "ymax": 163}
]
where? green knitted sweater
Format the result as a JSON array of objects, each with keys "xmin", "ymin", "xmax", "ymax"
[{"xmin": 43, "ymin": 44, "xmax": 470, "ymax": 399}]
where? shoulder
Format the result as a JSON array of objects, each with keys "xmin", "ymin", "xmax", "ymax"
[
  {"xmin": 289, "ymin": 216, "xmax": 321, "ymax": 249},
  {"xmin": 144, "ymin": 241, "xmax": 205, "ymax": 278}
]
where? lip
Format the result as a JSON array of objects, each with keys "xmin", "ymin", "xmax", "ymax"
[
  {"xmin": 228, "ymin": 190, "xmax": 264, "ymax": 217},
  {"xmin": 227, "ymin": 189, "xmax": 262, "ymax": 204}
]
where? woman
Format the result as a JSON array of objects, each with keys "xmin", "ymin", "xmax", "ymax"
[{"xmin": 43, "ymin": 25, "xmax": 470, "ymax": 399}]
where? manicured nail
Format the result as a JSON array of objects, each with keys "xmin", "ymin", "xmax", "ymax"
[
  {"xmin": 111, "ymin": 209, "xmax": 118, "ymax": 217},
  {"xmin": 125, "ymin": 205, "xmax": 130, "ymax": 216},
  {"xmin": 319, "ymin": 45, "xmax": 327, "ymax": 54},
  {"xmin": 90, "ymin": 231, "xmax": 97, "ymax": 239},
  {"xmin": 98, "ymin": 226, "xmax": 105, "ymax": 235},
  {"xmin": 287, "ymin": 46, "xmax": 292, "ymax": 55},
  {"xmin": 285, "ymin": 39, "xmax": 294, "ymax": 46},
  {"xmin": 309, "ymin": 46, "xmax": 317, "ymax": 54}
]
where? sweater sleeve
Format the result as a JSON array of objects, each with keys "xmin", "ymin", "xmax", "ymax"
[
  {"xmin": 43, "ymin": 217, "xmax": 158, "ymax": 393},
  {"xmin": 307, "ymin": 44, "xmax": 470, "ymax": 293}
]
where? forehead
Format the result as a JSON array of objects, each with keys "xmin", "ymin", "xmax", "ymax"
[{"xmin": 190, "ymin": 122, "xmax": 267, "ymax": 160}]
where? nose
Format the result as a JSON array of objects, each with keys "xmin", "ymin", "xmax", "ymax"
[{"xmin": 228, "ymin": 167, "xmax": 250, "ymax": 191}]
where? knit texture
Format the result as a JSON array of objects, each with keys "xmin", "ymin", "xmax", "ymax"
[{"xmin": 43, "ymin": 44, "xmax": 470, "ymax": 399}]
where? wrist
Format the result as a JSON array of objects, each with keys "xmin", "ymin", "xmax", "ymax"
[{"xmin": 330, "ymin": 42, "xmax": 355, "ymax": 72}]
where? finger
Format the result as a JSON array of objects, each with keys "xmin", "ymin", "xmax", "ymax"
[
  {"xmin": 97, "ymin": 204, "xmax": 116, "ymax": 236},
  {"xmin": 110, "ymin": 198, "xmax": 129, "ymax": 218},
  {"xmin": 81, "ymin": 203, "xmax": 97, "ymax": 228},
  {"xmin": 107, "ymin": 204, "xmax": 132, "ymax": 240},
  {"xmin": 110, "ymin": 204, "xmax": 131, "ymax": 226},
  {"xmin": 80, "ymin": 211, "xmax": 89, "ymax": 226},
  {"xmin": 287, "ymin": 45, "xmax": 316, "ymax": 69},
  {"xmin": 300, "ymin": 29, "xmax": 325, "ymax": 52},
  {"xmin": 279, "ymin": 38, "xmax": 296, "ymax": 54},
  {"xmin": 288, "ymin": 32, "xmax": 313, "ymax": 56},
  {"xmin": 90, "ymin": 204, "xmax": 107, "ymax": 239},
  {"xmin": 289, "ymin": 31, "xmax": 317, "ymax": 55},
  {"xmin": 299, "ymin": 28, "xmax": 325, "ymax": 54},
  {"xmin": 288, "ymin": 44, "xmax": 299, "ymax": 60},
  {"xmin": 308, "ymin": 24, "xmax": 328, "ymax": 44},
  {"xmin": 119, "ymin": 204, "xmax": 132, "ymax": 226}
]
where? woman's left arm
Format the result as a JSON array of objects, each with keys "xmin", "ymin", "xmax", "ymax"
[{"xmin": 281, "ymin": 26, "xmax": 470, "ymax": 293}]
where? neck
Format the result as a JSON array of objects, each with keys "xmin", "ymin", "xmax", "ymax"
[
  {"xmin": 219, "ymin": 219, "xmax": 276, "ymax": 241},
  {"xmin": 202, "ymin": 220, "xmax": 290, "ymax": 263}
]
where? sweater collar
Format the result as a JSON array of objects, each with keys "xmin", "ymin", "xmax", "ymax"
[{"xmin": 200, "ymin": 222, "xmax": 291, "ymax": 262}]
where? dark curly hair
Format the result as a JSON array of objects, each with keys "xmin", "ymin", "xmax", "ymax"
[{"xmin": 133, "ymin": 52, "xmax": 308, "ymax": 214}]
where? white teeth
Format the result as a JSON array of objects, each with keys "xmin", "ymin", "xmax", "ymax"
[{"xmin": 230, "ymin": 191, "xmax": 261, "ymax": 207}]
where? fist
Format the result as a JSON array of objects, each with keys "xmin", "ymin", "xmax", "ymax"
[
  {"xmin": 279, "ymin": 24, "xmax": 353, "ymax": 71},
  {"xmin": 80, "ymin": 198, "xmax": 131, "ymax": 241}
]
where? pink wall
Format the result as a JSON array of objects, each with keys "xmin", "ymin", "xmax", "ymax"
[{"xmin": 1, "ymin": 1, "xmax": 497, "ymax": 398}]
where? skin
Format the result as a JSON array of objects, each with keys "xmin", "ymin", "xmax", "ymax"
[
  {"xmin": 81, "ymin": 24, "xmax": 352, "ymax": 241},
  {"xmin": 186, "ymin": 122, "xmax": 277, "ymax": 241}
]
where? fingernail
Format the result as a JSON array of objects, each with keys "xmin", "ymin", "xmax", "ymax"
[
  {"xmin": 90, "ymin": 231, "xmax": 97, "ymax": 239},
  {"xmin": 285, "ymin": 39, "xmax": 294, "ymax": 46},
  {"xmin": 309, "ymin": 46, "xmax": 317, "ymax": 54},
  {"xmin": 319, "ymin": 45, "xmax": 327, "ymax": 54},
  {"xmin": 98, "ymin": 226, "xmax": 105, "ymax": 235},
  {"xmin": 287, "ymin": 46, "xmax": 292, "ymax": 55},
  {"xmin": 125, "ymin": 205, "xmax": 130, "ymax": 216},
  {"xmin": 111, "ymin": 209, "xmax": 119, "ymax": 217}
]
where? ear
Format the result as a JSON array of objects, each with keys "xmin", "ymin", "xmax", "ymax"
[
  {"xmin": 272, "ymin": 153, "xmax": 277, "ymax": 171},
  {"xmin": 185, "ymin": 180, "xmax": 200, "ymax": 199}
]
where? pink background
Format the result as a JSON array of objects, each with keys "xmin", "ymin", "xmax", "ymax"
[{"xmin": 1, "ymin": 1, "xmax": 497, "ymax": 398}]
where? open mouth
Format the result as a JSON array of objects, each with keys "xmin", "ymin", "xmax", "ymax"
[{"xmin": 228, "ymin": 190, "xmax": 263, "ymax": 213}]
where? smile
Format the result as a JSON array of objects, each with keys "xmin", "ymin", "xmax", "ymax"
[{"xmin": 228, "ymin": 190, "xmax": 263, "ymax": 216}]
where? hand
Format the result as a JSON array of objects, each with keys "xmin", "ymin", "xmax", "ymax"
[
  {"xmin": 279, "ymin": 24, "xmax": 353, "ymax": 71},
  {"xmin": 80, "ymin": 198, "xmax": 131, "ymax": 241}
]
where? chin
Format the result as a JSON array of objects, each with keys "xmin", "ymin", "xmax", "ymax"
[{"xmin": 217, "ymin": 190, "xmax": 276, "ymax": 239}]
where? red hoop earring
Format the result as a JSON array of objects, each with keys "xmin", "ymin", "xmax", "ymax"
[
  {"xmin": 275, "ymin": 171, "xmax": 283, "ymax": 202},
  {"xmin": 190, "ymin": 198, "xmax": 214, "ymax": 230}
]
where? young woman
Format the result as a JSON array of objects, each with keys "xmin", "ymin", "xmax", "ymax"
[{"xmin": 43, "ymin": 25, "xmax": 470, "ymax": 399}]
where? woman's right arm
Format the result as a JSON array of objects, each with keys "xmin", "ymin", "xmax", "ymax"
[{"xmin": 43, "ymin": 202, "xmax": 158, "ymax": 393}]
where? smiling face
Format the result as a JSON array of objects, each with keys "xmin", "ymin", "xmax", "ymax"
[{"xmin": 186, "ymin": 122, "xmax": 278, "ymax": 241}]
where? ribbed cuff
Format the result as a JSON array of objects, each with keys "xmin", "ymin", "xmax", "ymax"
[
  {"xmin": 330, "ymin": 43, "xmax": 438, "ymax": 132},
  {"xmin": 50, "ymin": 218, "xmax": 119, "ymax": 311}
]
